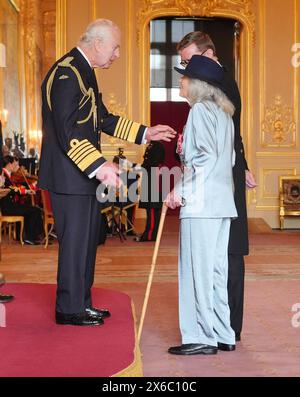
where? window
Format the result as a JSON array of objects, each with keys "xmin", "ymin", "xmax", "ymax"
[{"xmin": 150, "ymin": 17, "xmax": 237, "ymax": 102}]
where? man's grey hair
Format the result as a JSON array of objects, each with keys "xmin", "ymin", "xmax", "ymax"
[
  {"xmin": 187, "ymin": 79, "xmax": 235, "ymax": 116},
  {"xmin": 78, "ymin": 19, "xmax": 119, "ymax": 46}
]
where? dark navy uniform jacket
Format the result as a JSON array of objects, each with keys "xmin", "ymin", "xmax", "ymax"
[{"xmin": 39, "ymin": 47, "xmax": 146, "ymax": 195}]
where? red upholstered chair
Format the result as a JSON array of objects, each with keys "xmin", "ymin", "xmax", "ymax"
[{"xmin": 41, "ymin": 190, "xmax": 55, "ymax": 248}]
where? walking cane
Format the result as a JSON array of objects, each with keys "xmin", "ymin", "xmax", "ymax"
[{"xmin": 137, "ymin": 203, "xmax": 168, "ymax": 343}]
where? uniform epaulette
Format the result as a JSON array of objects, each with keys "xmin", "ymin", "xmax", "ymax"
[{"xmin": 46, "ymin": 56, "xmax": 97, "ymax": 130}]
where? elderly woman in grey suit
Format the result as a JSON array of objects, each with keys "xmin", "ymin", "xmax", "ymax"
[{"xmin": 165, "ymin": 55, "xmax": 237, "ymax": 355}]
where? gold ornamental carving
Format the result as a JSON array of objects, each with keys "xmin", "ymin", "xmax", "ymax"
[
  {"xmin": 101, "ymin": 93, "xmax": 140, "ymax": 159},
  {"xmin": 102, "ymin": 93, "xmax": 127, "ymax": 147},
  {"xmin": 261, "ymin": 96, "xmax": 296, "ymax": 148},
  {"xmin": 137, "ymin": 0, "xmax": 255, "ymax": 44},
  {"xmin": 107, "ymin": 93, "xmax": 126, "ymax": 118}
]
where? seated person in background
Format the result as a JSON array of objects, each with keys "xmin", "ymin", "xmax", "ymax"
[
  {"xmin": 135, "ymin": 141, "xmax": 165, "ymax": 242},
  {"xmin": 2, "ymin": 145, "xmax": 11, "ymax": 157},
  {"xmin": 1, "ymin": 156, "xmax": 44, "ymax": 245},
  {"xmin": 0, "ymin": 174, "xmax": 14, "ymax": 303},
  {"xmin": 113, "ymin": 149, "xmax": 139, "ymax": 236}
]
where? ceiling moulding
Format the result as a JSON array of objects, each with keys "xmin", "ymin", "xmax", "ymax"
[{"xmin": 136, "ymin": 0, "xmax": 255, "ymax": 45}]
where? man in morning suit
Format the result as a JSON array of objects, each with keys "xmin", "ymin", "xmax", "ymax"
[
  {"xmin": 38, "ymin": 19, "xmax": 176, "ymax": 326},
  {"xmin": 177, "ymin": 32, "xmax": 257, "ymax": 341}
]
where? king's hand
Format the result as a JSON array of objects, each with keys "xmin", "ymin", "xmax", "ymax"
[{"xmin": 146, "ymin": 125, "xmax": 177, "ymax": 143}]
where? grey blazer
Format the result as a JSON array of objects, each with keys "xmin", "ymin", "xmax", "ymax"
[{"xmin": 175, "ymin": 101, "xmax": 237, "ymax": 219}]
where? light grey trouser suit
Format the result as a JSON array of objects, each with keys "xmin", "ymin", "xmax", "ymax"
[{"xmin": 179, "ymin": 218, "xmax": 235, "ymax": 346}]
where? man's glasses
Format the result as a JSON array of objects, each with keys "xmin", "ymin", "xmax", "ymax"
[
  {"xmin": 179, "ymin": 49, "xmax": 208, "ymax": 68},
  {"xmin": 180, "ymin": 59, "xmax": 190, "ymax": 67}
]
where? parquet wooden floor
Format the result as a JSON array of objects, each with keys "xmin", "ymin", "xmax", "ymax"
[{"xmin": 1, "ymin": 217, "xmax": 300, "ymax": 377}]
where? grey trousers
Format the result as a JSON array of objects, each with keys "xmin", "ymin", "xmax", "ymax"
[{"xmin": 179, "ymin": 218, "xmax": 235, "ymax": 346}]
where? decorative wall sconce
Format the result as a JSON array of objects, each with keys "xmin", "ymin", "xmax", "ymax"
[
  {"xmin": 0, "ymin": 109, "xmax": 8, "ymax": 127},
  {"xmin": 0, "ymin": 43, "xmax": 6, "ymax": 68},
  {"xmin": 29, "ymin": 129, "xmax": 42, "ymax": 149}
]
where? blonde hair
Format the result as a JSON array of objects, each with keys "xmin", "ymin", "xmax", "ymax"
[
  {"xmin": 78, "ymin": 19, "xmax": 119, "ymax": 46},
  {"xmin": 187, "ymin": 78, "xmax": 235, "ymax": 116}
]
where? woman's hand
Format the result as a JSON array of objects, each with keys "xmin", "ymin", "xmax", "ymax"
[
  {"xmin": 176, "ymin": 133, "xmax": 183, "ymax": 155},
  {"xmin": 165, "ymin": 190, "xmax": 182, "ymax": 209}
]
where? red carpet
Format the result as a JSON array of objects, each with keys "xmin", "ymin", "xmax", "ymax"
[{"xmin": 0, "ymin": 284, "xmax": 141, "ymax": 377}]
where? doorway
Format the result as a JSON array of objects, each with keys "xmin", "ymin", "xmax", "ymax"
[{"xmin": 150, "ymin": 17, "xmax": 240, "ymax": 169}]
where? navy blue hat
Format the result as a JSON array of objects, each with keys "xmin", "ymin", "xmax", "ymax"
[{"xmin": 174, "ymin": 55, "xmax": 224, "ymax": 89}]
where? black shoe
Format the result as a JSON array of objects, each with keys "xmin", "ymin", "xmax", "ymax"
[
  {"xmin": 235, "ymin": 333, "xmax": 241, "ymax": 342},
  {"xmin": 134, "ymin": 236, "xmax": 155, "ymax": 242},
  {"xmin": 24, "ymin": 239, "xmax": 42, "ymax": 245},
  {"xmin": 126, "ymin": 231, "xmax": 136, "ymax": 236},
  {"xmin": 0, "ymin": 294, "xmax": 14, "ymax": 303},
  {"xmin": 168, "ymin": 344, "xmax": 218, "ymax": 355},
  {"xmin": 85, "ymin": 306, "xmax": 111, "ymax": 319},
  {"xmin": 218, "ymin": 343, "xmax": 236, "ymax": 351},
  {"xmin": 55, "ymin": 311, "xmax": 104, "ymax": 326},
  {"xmin": 24, "ymin": 239, "xmax": 35, "ymax": 245}
]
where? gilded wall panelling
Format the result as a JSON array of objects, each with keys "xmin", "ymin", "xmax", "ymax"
[
  {"xmin": 42, "ymin": 9, "xmax": 56, "ymax": 78},
  {"xmin": 102, "ymin": 92, "xmax": 126, "ymax": 148},
  {"xmin": 56, "ymin": 0, "xmax": 67, "ymax": 59},
  {"xmin": 256, "ymin": 152, "xmax": 300, "ymax": 158},
  {"xmin": 101, "ymin": 94, "xmax": 139, "ymax": 157},
  {"xmin": 261, "ymin": 95, "xmax": 296, "ymax": 148},
  {"xmin": 96, "ymin": 0, "xmax": 139, "ymax": 161},
  {"xmin": 293, "ymin": 0, "xmax": 299, "ymax": 138},
  {"xmin": 1, "ymin": 0, "xmax": 23, "ymax": 137},
  {"xmin": 252, "ymin": 0, "xmax": 300, "ymax": 227},
  {"xmin": 91, "ymin": 0, "xmax": 96, "ymax": 20},
  {"xmin": 260, "ymin": 167, "xmax": 297, "ymax": 201},
  {"xmin": 9, "ymin": 0, "xmax": 20, "ymax": 11},
  {"xmin": 137, "ymin": 0, "xmax": 255, "ymax": 45},
  {"xmin": 21, "ymin": 0, "xmax": 43, "ymax": 149}
]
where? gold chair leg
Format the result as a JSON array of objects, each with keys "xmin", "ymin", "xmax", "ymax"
[
  {"xmin": 19, "ymin": 220, "xmax": 24, "ymax": 246},
  {"xmin": 8, "ymin": 224, "xmax": 12, "ymax": 243},
  {"xmin": 13, "ymin": 223, "xmax": 17, "ymax": 240},
  {"xmin": 44, "ymin": 221, "xmax": 49, "ymax": 249},
  {"xmin": 280, "ymin": 216, "xmax": 284, "ymax": 230}
]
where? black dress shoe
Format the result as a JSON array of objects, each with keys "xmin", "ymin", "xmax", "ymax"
[
  {"xmin": 0, "ymin": 294, "xmax": 14, "ymax": 303},
  {"xmin": 55, "ymin": 312, "xmax": 104, "ymax": 326},
  {"xmin": 218, "ymin": 343, "xmax": 236, "ymax": 351},
  {"xmin": 134, "ymin": 236, "xmax": 155, "ymax": 242},
  {"xmin": 24, "ymin": 239, "xmax": 42, "ymax": 245},
  {"xmin": 235, "ymin": 333, "xmax": 241, "ymax": 342},
  {"xmin": 168, "ymin": 344, "xmax": 218, "ymax": 355},
  {"xmin": 24, "ymin": 239, "xmax": 35, "ymax": 245},
  {"xmin": 85, "ymin": 306, "xmax": 111, "ymax": 319}
]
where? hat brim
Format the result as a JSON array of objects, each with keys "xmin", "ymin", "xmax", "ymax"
[
  {"xmin": 174, "ymin": 66, "xmax": 190, "ymax": 76},
  {"xmin": 174, "ymin": 66, "xmax": 223, "ymax": 90}
]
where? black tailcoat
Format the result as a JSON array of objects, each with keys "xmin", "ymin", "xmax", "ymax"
[{"xmin": 222, "ymin": 70, "xmax": 249, "ymax": 256}]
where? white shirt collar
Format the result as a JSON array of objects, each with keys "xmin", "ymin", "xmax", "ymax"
[{"xmin": 76, "ymin": 46, "xmax": 92, "ymax": 68}]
